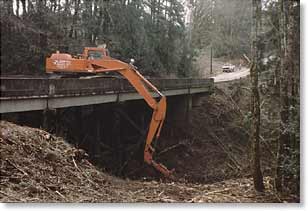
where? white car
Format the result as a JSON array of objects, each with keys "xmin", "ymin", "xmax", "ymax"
[{"xmin": 222, "ymin": 64, "xmax": 235, "ymax": 72}]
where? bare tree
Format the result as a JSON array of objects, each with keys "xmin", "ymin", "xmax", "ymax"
[
  {"xmin": 250, "ymin": 0, "xmax": 264, "ymax": 192},
  {"xmin": 275, "ymin": 0, "xmax": 299, "ymax": 192}
]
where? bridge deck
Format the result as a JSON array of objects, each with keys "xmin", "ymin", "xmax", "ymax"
[{"xmin": 0, "ymin": 76, "xmax": 214, "ymax": 113}]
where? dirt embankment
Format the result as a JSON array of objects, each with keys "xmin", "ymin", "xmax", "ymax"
[
  {"xmin": 156, "ymin": 93, "xmax": 250, "ymax": 183},
  {"xmin": 0, "ymin": 121, "xmax": 298, "ymax": 202}
]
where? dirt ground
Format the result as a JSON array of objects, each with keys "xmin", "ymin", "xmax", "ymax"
[{"xmin": 0, "ymin": 120, "xmax": 299, "ymax": 203}]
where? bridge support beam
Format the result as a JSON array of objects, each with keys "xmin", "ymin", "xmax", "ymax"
[
  {"xmin": 192, "ymin": 93, "xmax": 204, "ymax": 107},
  {"xmin": 167, "ymin": 93, "xmax": 208, "ymax": 129},
  {"xmin": 168, "ymin": 95, "xmax": 192, "ymax": 126}
]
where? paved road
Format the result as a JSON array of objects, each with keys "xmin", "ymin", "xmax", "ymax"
[{"xmin": 211, "ymin": 67, "xmax": 250, "ymax": 83}]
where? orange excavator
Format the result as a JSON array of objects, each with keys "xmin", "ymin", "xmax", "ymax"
[{"xmin": 46, "ymin": 46, "xmax": 174, "ymax": 178}]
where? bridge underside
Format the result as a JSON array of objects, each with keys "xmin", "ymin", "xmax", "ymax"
[{"xmin": 0, "ymin": 76, "xmax": 214, "ymax": 178}]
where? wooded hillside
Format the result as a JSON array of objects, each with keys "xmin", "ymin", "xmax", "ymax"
[{"xmin": 0, "ymin": 0, "xmax": 191, "ymax": 76}]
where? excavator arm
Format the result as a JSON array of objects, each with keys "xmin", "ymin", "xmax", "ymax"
[{"xmin": 89, "ymin": 59, "xmax": 174, "ymax": 177}]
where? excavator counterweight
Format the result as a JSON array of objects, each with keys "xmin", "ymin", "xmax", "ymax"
[{"xmin": 46, "ymin": 47, "xmax": 174, "ymax": 177}]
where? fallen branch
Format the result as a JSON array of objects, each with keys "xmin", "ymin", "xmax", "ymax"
[
  {"xmin": 55, "ymin": 190, "xmax": 67, "ymax": 201},
  {"xmin": 189, "ymin": 188, "xmax": 232, "ymax": 202},
  {"xmin": 160, "ymin": 198, "xmax": 177, "ymax": 203},
  {"xmin": 227, "ymin": 162, "xmax": 237, "ymax": 171},
  {"xmin": 0, "ymin": 190, "xmax": 26, "ymax": 202},
  {"xmin": 203, "ymin": 188, "xmax": 231, "ymax": 196},
  {"xmin": 156, "ymin": 142, "xmax": 186, "ymax": 157},
  {"xmin": 5, "ymin": 159, "xmax": 28, "ymax": 176},
  {"xmin": 215, "ymin": 87, "xmax": 245, "ymax": 118},
  {"xmin": 72, "ymin": 157, "xmax": 79, "ymax": 170},
  {"xmin": 243, "ymin": 54, "xmax": 251, "ymax": 64},
  {"xmin": 72, "ymin": 157, "xmax": 97, "ymax": 187},
  {"xmin": 158, "ymin": 190, "xmax": 164, "ymax": 197},
  {"xmin": 259, "ymin": 135, "xmax": 276, "ymax": 158},
  {"xmin": 209, "ymin": 133, "xmax": 242, "ymax": 171}
]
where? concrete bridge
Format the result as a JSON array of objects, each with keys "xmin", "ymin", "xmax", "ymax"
[{"xmin": 0, "ymin": 76, "xmax": 214, "ymax": 113}]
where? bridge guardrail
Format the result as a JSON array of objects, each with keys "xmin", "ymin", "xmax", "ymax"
[{"xmin": 0, "ymin": 77, "xmax": 214, "ymax": 99}]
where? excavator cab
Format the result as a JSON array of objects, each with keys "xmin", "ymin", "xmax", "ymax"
[
  {"xmin": 84, "ymin": 47, "xmax": 107, "ymax": 60},
  {"xmin": 88, "ymin": 50, "xmax": 103, "ymax": 60}
]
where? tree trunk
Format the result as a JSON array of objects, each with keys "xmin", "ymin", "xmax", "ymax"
[
  {"xmin": 15, "ymin": 0, "xmax": 20, "ymax": 16},
  {"xmin": 275, "ymin": 0, "xmax": 299, "ymax": 193},
  {"xmin": 250, "ymin": 0, "xmax": 264, "ymax": 192},
  {"xmin": 21, "ymin": 0, "xmax": 26, "ymax": 15},
  {"xmin": 6, "ymin": 0, "xmax": 13, "ymax": 15},
  {"xmin": 275, "ymin": 0, "xmax": 291, "ymax": 192},
  {"xmin": 69, "ymin": 0, "xmax": 81, "ymax": 39}
]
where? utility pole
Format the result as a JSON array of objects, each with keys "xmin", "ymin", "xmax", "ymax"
[
  {"xmin": 210, "ymin": 43, "xmax": 213, "ymax": 74},
  {"xmin": 210, "ymin": 0, "xmax": 215, "ymax": 75},
  {"xmin": 186, "ymin": 0, "xmax": 193, "ymax": 49}
]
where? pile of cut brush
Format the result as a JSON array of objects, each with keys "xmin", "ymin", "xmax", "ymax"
[
  {"xmin": 0, "ymin": 121, "xmax": 299, "ymax": 203},
  {"xmin": 0, "ymin": 121, "xmax": 134, "ymax": 202}
]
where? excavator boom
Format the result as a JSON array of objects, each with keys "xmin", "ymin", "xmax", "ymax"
[{"xmin": 46, "ymin": 48, "xmax": 174, "ymax": 177}]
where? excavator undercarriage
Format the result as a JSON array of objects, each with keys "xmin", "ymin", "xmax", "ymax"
[{"xmin": 46, "ymin": 47, "xmax": 174, "ymax": 177}]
